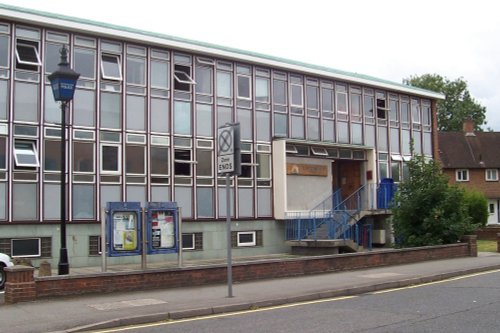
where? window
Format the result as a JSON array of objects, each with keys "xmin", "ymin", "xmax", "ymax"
[
  {"xmin": 74, "ymin": 47, "xmax": 96, "ymax": 79},
  {"xmin": 195, "ymin": 65, "xmax": 213, "ymax": 95},
  {"xmin": 257, "ymin": 153, "xmax": 271, "ymax": 180},
  {"xmin": 237, "ymin": 231, "xmax": 256, "ymax": 247},
  {"xmin": 182, "ymin": 233, "xmax": 195, "ymax": 250},
  {"xmin": 291, "ymin": 83, "xmax": 303, "ymax": 107},
  {"xmin": 456, "ymin": 169, "xmax": 469, "ymax": 182},
  {"xmin": 174, "ymin": 64, "xmax": 195, "ymax": 91},
  {"xmin": 14, "ymin": 140, "xmax": 39, "ymax": 167},
  {"xmin": 174, "ymin": 101, "xmax": 192, "ymax": 135},
  {"xmin": 15, "ymin": 40, "xmax": 41, "ymax": 70},
  {"xmin": 44, "ymin": 140, "xmax": 61, "ymax": 171},
  {"xmin": 151, "ymin": 59, "xmax": 169, "ymax": 90},
  {"xmin": 237, "ymin": 74, "xmax": 251, "ymax": 99},
  {"xmin": 196, "ymin": 148, "xmax": 213, "ymax": 177},
  {"xmin": 11, "ymin": 238, "xmax": 40, "ymax": 257},
  {"xmin": 486, "ymin": 169, "xmax": 498, "ymax": 181},
  {"xmin": 126, "ymin": 145, "xmax": 145, "ymax": 175},
  {"xmin": 0, "ymin": 136, "xmax": 6, "ymax": 170},
  {"xmin": 73, "ymin": 142, "xmax": 94, "ymax": 173},
  {"xmin": 0, "ymin": 35, "xmax": 9, "ymax": 68},
  {"xmin": 255, "ymin": 77, "xmax": 269, "ymax": 103},
  {"xmin": 311, "ymin": 147, "xmax": 328, "ymax": 156},
  {"xmin": 364, "ymin": 95, "xmax": 374, "ymax": 117},
  {"xmin": 174, "ymin": 149, "xmax": 193, "ymax": 176},
  {"xmin": 216, "ymin": 71, "xmax": 232, "ymax": 98},
  {"xmin": 306, "ymin": 85, "xmax": 319, "ymax": 110},
  {"xmin": 411, "ymin": 99, "xmax": 421, "ymax": 124},
  {"xmin": 240, "ymin": 152, "xmax": 253, "ymax": 179},
  {"xmin": 489, "ymin": 203, "xmax": 495, "ymax": 215},
  {"xmin": 126, "ymin": 56, "xmax": 146, "ymax": 86},
  {"xmin": 151, "ymin": 146, "xmax": 169, "ymax": 176},
  {"xmin": 273, "ymin": 78, "xmax": 287, "ymax": 106},
  {"xmin": 101, "ymin": 144, "xmax": 121, "ymax": 173},
  {"xmin": 350, "ymin": 92, "xmax": 361, "ymax": 116},
  {"xmin": 389, "ymin": 98, "xmax": 399, "ymax": 122},
  {"xmin": 377, "ymin": 96, "xmax": 388, "ymax": 119},
  {"xmin": 101, "ymin": 54, "xmax": 122, "ymax": 80}
]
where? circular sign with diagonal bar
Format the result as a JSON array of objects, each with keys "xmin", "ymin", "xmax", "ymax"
[
  {"xmin": 218, "ymin": 125, "xmax": 234, "ymax": 156},
  {"xmin": 218, "ymin": 125, "xmax": 235, "ymax": 174}
]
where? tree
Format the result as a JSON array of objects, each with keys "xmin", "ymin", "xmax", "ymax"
[
  {"xmin": 392, "ymin": 154, "xmax": 481, "ymax": 247},
  {"xmin": 403, "ymin": 74, "xmax": 486, "ymax": 131}
]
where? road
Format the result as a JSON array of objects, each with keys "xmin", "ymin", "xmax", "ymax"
[{"xmin": 89, "ymin": 270, "xmax": 500, "ymax": 333}]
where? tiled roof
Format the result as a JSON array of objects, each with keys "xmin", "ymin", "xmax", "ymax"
[{"xmin": 438, "ymin": 131, "xmax": 500, "ymax": 169}]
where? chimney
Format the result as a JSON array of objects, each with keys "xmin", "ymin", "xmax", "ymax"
[{"xmin": 463, "ymin": 118, "xmax": 475, "ymax": 136}]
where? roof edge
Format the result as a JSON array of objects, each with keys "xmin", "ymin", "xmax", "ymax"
[{"xmin": 0, "ymin": 3, "xmax": 444, "ymax": 100}]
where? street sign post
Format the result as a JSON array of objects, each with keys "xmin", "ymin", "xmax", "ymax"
[{"xmin": 217, "ymin": 123, "xmax": 241, "ymax": 298}]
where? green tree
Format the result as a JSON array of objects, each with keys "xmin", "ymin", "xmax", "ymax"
[
  {"xmin": 392, "ymin": 154, "xmax": 479, "ymax": 247},
  {"xmin": 463, "ymin": 190, "xmax": 488, "ymax": 227},
  {"xmin": 403, "ymin": 74, "xmax": 486, "ymax": 131}
]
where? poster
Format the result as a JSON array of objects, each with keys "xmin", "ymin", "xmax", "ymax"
[
  {"xmin": 151, "ymin": 210, "xmax": 175, "ymax": 249},
  {"xmin": 112, "ymin": 211, "xmax": 138, "ymax": 251}
]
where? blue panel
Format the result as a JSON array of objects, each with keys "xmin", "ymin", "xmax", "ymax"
[{"xmin": 106, "ymin": 202, "xmax": 142, "ymax": 257}]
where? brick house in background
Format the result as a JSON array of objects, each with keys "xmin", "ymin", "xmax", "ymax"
[{"xmin": 438, "ymin": 119, "xmax": 500, "ymax": 225}]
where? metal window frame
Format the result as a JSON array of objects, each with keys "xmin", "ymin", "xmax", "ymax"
[
  {"xmin": 101, "ymin": 53, "xmax": 123, "ymax": 81},
  {"xmin": 237, "ymin": 74, "xmax": 252, "ymax": 100},
  {"xmin": 100, "ymin": 143, "xmax": 121, "ymax": 174},
  {"xmin": 15, "ymin": 41, "xmax": 42, "ymax": 66},
  {"xmin": 13, "ymin": 140, "xmax": 40, "ymax": 167}
]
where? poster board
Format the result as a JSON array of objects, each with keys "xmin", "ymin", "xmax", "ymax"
[
  {"xmin": 147, "ymin": 202, "xmax": 178, "ymax": 254},
  {"xmin": 106, "ymin": 202, "xmax": 142, "ymax": 257}
]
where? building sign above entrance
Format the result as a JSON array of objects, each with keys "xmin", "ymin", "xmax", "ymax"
[{"xmin": 287, "ymin": 163, "xmax": 328, "ymax": 177}]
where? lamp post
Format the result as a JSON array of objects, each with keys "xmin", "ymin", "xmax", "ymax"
[{"xmin": 48, "ymin": 46, "xmax": 80, "ymax": 275}]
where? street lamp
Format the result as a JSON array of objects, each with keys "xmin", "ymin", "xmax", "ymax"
[{"xmin": 48, "ymin": 46, "xmax": 80, "ymax": 275}]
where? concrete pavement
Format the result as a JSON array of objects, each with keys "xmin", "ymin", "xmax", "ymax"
[{"xmin": 1, "ymin": 252, "xmax": 500, "ymax": 333}]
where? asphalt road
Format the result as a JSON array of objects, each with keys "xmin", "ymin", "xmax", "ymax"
[{"xmin": 90, "ymin": 270, "xmax": 500, "ymax": 333}]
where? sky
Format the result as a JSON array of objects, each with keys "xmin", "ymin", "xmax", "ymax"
[{"xmin": 2, "ymin": 0, "xmax": 500, "ymax": 130}]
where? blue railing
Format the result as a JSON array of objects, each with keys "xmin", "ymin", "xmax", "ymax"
[{"xmin": 285, "ymin": 181, "xmax": 396, "ymax": 248}]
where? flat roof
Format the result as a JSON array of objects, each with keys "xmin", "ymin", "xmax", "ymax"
[{"xmin": 0, "ymin": 3, "xmax": 444, "ymax": 100}]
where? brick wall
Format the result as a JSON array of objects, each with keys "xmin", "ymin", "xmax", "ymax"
[
  {"xmin": 475, "ymin": 226, "xmax": 500, "ymax": 240},
  {"xmin": 5, "ymin": 239, "xmax": 476, "ymax": 304},
  {"xmin": 444, "ymin": 169, "xmax": 500, "ymax": 197}
]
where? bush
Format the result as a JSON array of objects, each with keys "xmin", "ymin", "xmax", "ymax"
[
  {"xmin": 463, "ymin": 190, "xmax": 488, "ymax": 228},
  {"xmin": 392, "ymin": 153, "xmax": 480, "ymax": 247}
]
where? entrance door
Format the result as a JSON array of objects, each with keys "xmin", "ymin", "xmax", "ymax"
[{"xmin": 332, "ymin": 160, "xmax": 362, "ymax": 201}]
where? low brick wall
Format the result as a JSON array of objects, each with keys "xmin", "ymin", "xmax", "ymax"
[
  {"xmin": 475, "ymin": 226, "xmax": 500, "ymax": 240},
  {"xmin": 5, "ymin": 237, "xmax": 476, "ymax": 304}
]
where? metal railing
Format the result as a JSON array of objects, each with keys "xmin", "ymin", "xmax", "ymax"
[{"xmin": 285, "ymin": 181, "xmax": 395, "ymax": 246}]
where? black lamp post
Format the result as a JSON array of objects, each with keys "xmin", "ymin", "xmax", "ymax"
[{"xmin": 48, "ymin": 46, "xmax": 80, "ymax": 275}]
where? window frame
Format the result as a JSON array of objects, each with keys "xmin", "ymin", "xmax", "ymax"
[
  {"xmin": 14, "ymin": 140, "xmax": 40, "ymax": 168},
  {"xmin": 15, "ymin": 40, "xmax": 42, "ymax": 67},
  {"xmin": 456, "ymin": 169, "xmax": 469, "ymax": 182},
  {"xmin": 486, "ymin": 169, "xmax": 498, "ymax": 181},
  {"xmin": 237, "ymin": 231, "xmax": 256, "ymax": 247},
  {"xmin": 182, "ymin": 233, "xmax": 196, "ymax": 250},
  {"xmin": 100, "ymin": 53, "xmax": 123, "ymax": 81},
  {"xmin": 100, "ymin": 143, "xmax": 121, "ymax": 174}
]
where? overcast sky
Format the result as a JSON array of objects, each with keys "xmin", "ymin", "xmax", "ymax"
[{"xmin": 2, "ymin": 0, "xmax": 499, "ymax": 130}]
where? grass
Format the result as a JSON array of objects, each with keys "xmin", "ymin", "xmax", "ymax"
[{"xmin": 477, "ymin": 240, "xmax": 497, "ymax": 253}]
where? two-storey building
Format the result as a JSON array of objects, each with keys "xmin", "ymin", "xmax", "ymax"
[
  {"xmin": 439, "ymin": 119, "xmax": 500, "ymax": 225},
  {"xmin": 0, "ymin": 4, "xmax": 443, "ymax": 266}
]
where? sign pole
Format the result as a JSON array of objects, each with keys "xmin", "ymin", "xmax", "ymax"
[
  {"xmin": 226, "ymin": 173, "xmax": 233, "ymax": 298},
  {"xmin": 217, "ymin": 123, "xmax": 240, "ymax": 299}
]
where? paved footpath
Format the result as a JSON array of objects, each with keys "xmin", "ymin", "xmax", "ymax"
[{"xmin": 1, "ymin": 252, "xmax": 500, "ymax": 333}]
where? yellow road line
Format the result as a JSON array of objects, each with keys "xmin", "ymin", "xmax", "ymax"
[
  {"xmin": 90, "ymin": 295, "xmax": 358, "ymax": 333},
  {"xmin": 372, "ymin": 268, "xmax": 500, "ymax": 294}
]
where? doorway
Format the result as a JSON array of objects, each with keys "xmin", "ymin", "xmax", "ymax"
[{"xmin": 332, "ymin": 160, "xmax": 362, "ymax": 202}]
